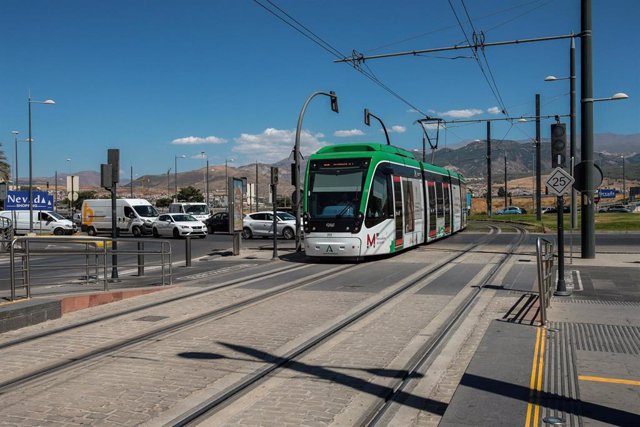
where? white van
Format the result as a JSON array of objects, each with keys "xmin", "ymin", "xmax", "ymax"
[
  {"xmin": 168, "ymin": 202, "xmax": 209, "ymax": 221},
  {"xmin": 82, "ymin": 198, "xmax": 159, "ymax": 237},
  {"xmin": 0, "ymin": 210, "xmax": 76, "ymax": 235}
]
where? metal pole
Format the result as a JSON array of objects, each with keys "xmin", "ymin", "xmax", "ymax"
[
  {"xmin": 536, "ymin": 94, "xmax": 542, "ymax": 221},
  {"xmin": 486, "ymin": 121, "xmax": 492, "ymax": 217},
  {"xmin": 137, "ymin": 241, "xmax": 144, "ymax": 276},
  {"xmin": 28, "ymin": 97, "xmax": 33, "ymax": 233},
  {"xmin": 12, "ymin": 131, "xmax": 19, "ymax": 189},
  {"xmin": 272, "ymin": 179, "xmax": 278, "ymax": 260},
  {"xmin": 70, "ymin": 175, "xmax": 74, "ymax": 218},
  {"xmin": 225, "ymin": 160, "xmax": 228, "ymax": 205},
  {"xmin": 256, "ymin": 161, "xmax": 259, "ymax": 212},
  {"xmin": 581, "ymin": 0, "xmax": 595, "ymax": 259},
  {"xmin": 555, "ymin": 194, "xmax": 570, "ymax": 295},
  {"xmin": 167, "ymin": 168, "xmax": 171, "ymax": 197},
  {"xmin": 570, "ymin": 37, "xmax": 578, "ymax": 229},
  {"xmin": 185, "ymin": 236, "xmax": 192, "ymax": 267},
  {"xmin": 206, "ymin": 159, "xmax": 210, "ymax": 208},
  {"xmin": 130, "ymin": 166, "xmax": 133, "ymax": 198},
  {"xmin": 504, "ymin": 151, "xmax": 508, "ymax": 209},
  {"xmin": 111, "ymin": 184, "xmax": 119, "ymax": 280},
  {"xmin": 174, "ymin": 156, "xmax": 178, "ymax": 199},
  {"xmin": 54, "ymin": 171, "xmax": 57, "ymax": 211},
  {"xmin": 622, "ymin": 155, "xmax": 626, "ymax": 201}
]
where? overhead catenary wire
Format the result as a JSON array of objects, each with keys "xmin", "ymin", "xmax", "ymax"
[{"xmin": 252, "ymin": 0, "xmax": 431, "ymax": 118}]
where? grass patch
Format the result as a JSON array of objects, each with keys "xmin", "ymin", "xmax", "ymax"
[{"xmin": 470, "ymin": 212, "xmax": 640, "ymax": 231}]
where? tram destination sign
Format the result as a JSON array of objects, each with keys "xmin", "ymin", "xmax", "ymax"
[{"xmin": 545, "ymin": 168, "xmax": 574, "ymax": 197}]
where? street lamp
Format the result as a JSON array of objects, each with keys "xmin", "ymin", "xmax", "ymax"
[
  {"xmin": 174, "ymin": 154, "xmax": 186, "ymax": 199},
  {"xmin": 11, "ymin": 131, "xmax": 19, "ymax": 190},
  {"xmin": 364, "ymin": 108, "xmax": 391, "ymax": 146},
  {"xmin": 28, "ymin": 96, "xmax": 56, "ymax": 232},
  {"xmin": 293, "ymin": 90, "xmax": 339, "ymax": 252},
  {"xmin": 621, "ymin": 155, "xmax": 626, "ymax": 201},
  {"xmin": 580, "ymin": 91, "xmax": 629, "ymax": 258}
]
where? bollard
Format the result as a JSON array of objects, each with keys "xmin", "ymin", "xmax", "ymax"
[
  {"xmin": 138, "ymin": 241, "xmax": 145, "ymax": 276},
  {"xmin": 185, "ymin": 236, "xmax": 192, "ymax": 267}
]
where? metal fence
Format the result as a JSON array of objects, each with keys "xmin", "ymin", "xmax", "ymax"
[
  {"xmin": 3, "ymin": 236, "xmax": 172, "ymax": 301},
  {"xmin": 536, "ymin": 237, "xmax": 555, "ymax": 326}
]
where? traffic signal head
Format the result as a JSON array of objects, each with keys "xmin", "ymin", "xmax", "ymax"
[
  {"xmin": 271, "ymin": 167, "xmax": 279, "ymax": 185},
  {"xmin": 551, "ymin": 123, "xmax": 566, "ymax": 168},
  {"xmin": 329, "ymin": 91, "xmax": 339, "ymax": 113}
]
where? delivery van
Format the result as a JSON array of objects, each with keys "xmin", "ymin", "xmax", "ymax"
[
  {"xmin": 168, "ymin": 202, "xmax": 209, "ymax": 221},
  {"xmin": 0, "ymin": 210, "xmax": 77, "ymax": 235},
  {"xmin": 82, "ymin": 198, "xmax": 159, "ymax": 237}
]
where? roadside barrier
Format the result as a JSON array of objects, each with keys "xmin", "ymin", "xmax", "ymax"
[
  {"xmin": 5, "ymin": 236, "xmax": 172, "ymax": 302},
  {"xmin": 536, "ymin": 237, "xmax": 555, "ymax": 326}
]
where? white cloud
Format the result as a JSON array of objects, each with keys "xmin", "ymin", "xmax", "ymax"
[
  {"xmin": 388, "ymin": 125, "xmax": 406, "ymax": 133},
  {"xmin": 171, "ymin": 136, "xmax": 228, "ymax": 145},
  {"xmin": 233, "ymin": 128, "xmax": 329, "ymax": 163},
  {"xmin": 406, "ymin": 108, "xmax": 420, "ymax": 114},
  {"xmin": 422, "ymin": 122, "xmax": 445, "ymax": 130},
  {"xmin": 334, "ymin": 129, "xmax": 365, "ymax": 137},
  {"xmin": 487, "ymin": 106, "xmax": 501, "ymax": 114},
  {"xmin": 438, "ymin": 108, "xmax": 483, "ymax": 118}
]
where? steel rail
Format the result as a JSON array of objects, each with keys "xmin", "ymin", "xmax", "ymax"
[
  {"xmin": 0, "ymin": 263, "xmax": 358, "ymax": 395},
  {"xmin": 169, "ymin": 224, "xmax": 504, "ymax": 426},
  {"xmin": 364, "ymin": 224, "xmax": 528, "ymax": 426}
]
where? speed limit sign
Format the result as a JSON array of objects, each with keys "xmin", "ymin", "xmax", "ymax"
[{"xmin": 545, "ymin": 167, "xmax": 575, "ymax": 196}]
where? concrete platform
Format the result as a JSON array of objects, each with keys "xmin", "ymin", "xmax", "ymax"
[{"xmin": 441, "ymin": 257, "xmax": 640, "ymax": 426}]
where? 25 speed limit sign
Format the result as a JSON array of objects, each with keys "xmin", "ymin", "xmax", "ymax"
[{"xmin": 545, "ymin": 167, "xmax": 575, "ymax": 196}]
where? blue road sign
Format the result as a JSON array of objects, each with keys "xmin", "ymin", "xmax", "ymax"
[
  {"xmin": 598, "ymin": 189, "xmax": 616, "ymax": 199},
  {"xmin": 5, "ymin": 191, "xmax": 54, "ymax": 210}
]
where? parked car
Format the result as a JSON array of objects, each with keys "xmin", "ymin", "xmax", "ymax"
[
  {"xmin": 602, "ymin": 205, "xmax": 632, "ymax": 213},
  {"xmin": 205, "ymin": 212, "xmax": 229, "ymax": 234},
  {"xmin": 152, "ymin": 213, "xmax": 207, "ymax": 238},
  {"xmin": 495, "ymin": 206, "xmax": 523, "ymax": 215},
  {"xmin": 242, "ymin": 211, "xmax": 297, "ymax": 239},
  {"xmin": 542, "ymin": 206, "xmax": 570, "ymax": 214}
]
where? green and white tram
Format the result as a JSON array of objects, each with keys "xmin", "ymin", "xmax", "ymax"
[{"xmin": 303, "ymin": 143, "xmax": 468, "ymax": 258}]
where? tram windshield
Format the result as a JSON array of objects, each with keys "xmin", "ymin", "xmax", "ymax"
[{"xmin": 308, "ymin": 159, "xmax": 369, "ymax": 219}]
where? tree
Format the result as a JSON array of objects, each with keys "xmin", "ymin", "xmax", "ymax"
[
  {"xmin": 155, "ymin": 197, "xmax": 173, "ymax": 208},
  {"xmin": 176, "ymin": 186, "xmax": 204, "ymax": 202},
  {"xmin": 0, "ymin": 143, "xmax": 9, "ymax": 183}
]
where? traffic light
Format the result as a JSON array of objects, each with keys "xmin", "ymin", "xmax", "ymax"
[
  {"xmin": 271, "ymin": 167, "xmax": 278, "ymax": 185},
  {"xmin": 551, "ymin": 123, "xmax": 566, "ymax": 168},
  {"xmin": 329, "ymin": 91, "xmax": 339, "ymax": 113}
]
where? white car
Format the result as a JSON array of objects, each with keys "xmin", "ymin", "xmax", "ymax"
[
  {"xmin": 242, "ymin": 211, "xmax": 297, "ymax": 239},
  {"xmin": 152, "ymin": 213, "xmax": 207, "ymax": 239}
]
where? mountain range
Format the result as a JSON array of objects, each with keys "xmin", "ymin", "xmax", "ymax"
[{"xmin": 19, "ymin": 133, "xmax": 639, "ymax": 198}]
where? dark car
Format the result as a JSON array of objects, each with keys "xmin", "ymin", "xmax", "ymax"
[
  {"xmin": 205, "ymin": 212, "xmax": 229, "ymax": 233},
  {"xmin": 542, "ymin": 206, "xmax": 570, "ymax": 214}
]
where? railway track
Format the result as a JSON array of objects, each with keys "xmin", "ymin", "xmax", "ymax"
[
  {"xmin": 0, "ymin": 223, "xmax": 517, "ymax": 425},
  {"xmin": 166, "ymin": 224, "xmax": 523, "ymax": 426}
]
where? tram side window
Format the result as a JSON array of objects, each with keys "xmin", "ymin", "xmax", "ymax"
[
  {"xmin": 365, "ymin": 170, "xmax": 392, "ymax": 228},
  {"xmin": 436, "ymin": 182, "xmax": 444, "ymax": 216}
]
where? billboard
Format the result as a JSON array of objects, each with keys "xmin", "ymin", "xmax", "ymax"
[{"xmin": 5, "ymin": 191, "xmax": 54, "ymax": 210}]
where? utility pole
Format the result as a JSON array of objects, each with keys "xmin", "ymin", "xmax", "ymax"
[
  {"xmin": 536, "ymin": 94, "xmax": 542, "ymax": 221},
  {"xmin": 255, "ymin": 161, "xmax": 259, "ymax": 212},
  {"xmin": 570, "ymin": 37, "xmax": 578, "ymax": 229},
  {"xmin": 486, "ymin": 121, "xmax": 492, "ymax": 216},
  {"xmin": 581, "ymin": 0, "xmax": 595, "ymax": 259},
  {"xmin": 504, "ymin": 150, "xmax": 508, "ymax": 209}
]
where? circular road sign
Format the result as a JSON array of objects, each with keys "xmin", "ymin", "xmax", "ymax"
[
  {"xmin": 68, "ymin": 191, "xmax": 79, "ymax": 202},
  {"xmin": 573, "ymin": 162, "xmax": 603, "ymax": 192}
]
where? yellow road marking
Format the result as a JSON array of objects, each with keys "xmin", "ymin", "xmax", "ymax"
[
  {"xmin": 533, "ymin": 330, "xmax": 546, "ymax": 426},
  {"xmin": 578, "ymin": 375, "xmax": 640, "ymax": 386},
  {"xmin": 525, "ymin": 327, "xmax": 542, "ymax": 427}
]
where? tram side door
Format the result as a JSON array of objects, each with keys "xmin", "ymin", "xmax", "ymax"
[
  {"xmin": 427, "ymin": 181, "xmax": 437, "ymax": 240},
  {"xmin": 393, "ymin": 176, "xmax": 403, "ymax": 249},
  {"xmin": 436, "ymin": 181, "xmax": 445, "ymax": 236}
]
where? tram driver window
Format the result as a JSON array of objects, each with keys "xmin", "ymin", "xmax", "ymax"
[{"xmin": 365, "ymin": 170, "xmax": 392, "ymax": 228}]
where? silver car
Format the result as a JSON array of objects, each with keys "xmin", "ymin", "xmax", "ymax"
[
  {"xmin": 152, "ymin": 213, "xmax": 207, "ymax": 239},
  {"xmin": 242, "ymin": 211, "xmax": 297, "ymax": 239}
]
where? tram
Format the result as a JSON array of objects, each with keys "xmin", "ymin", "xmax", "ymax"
[{"xmin": 303, "ymin": 143, "xmax": 468, "ymax": 258}]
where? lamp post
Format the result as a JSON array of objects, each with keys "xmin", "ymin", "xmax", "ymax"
[
  {"xmin": 11, "ymin": 131, "xmax": 19, "ymax": 190},
  {"xmin": 28, "ymin": 96, "xmax": 55, "ymax": 233},
  {"xmin": 504, "ymin": 150, "xmax": 508, "ymax": 209},
  {"xmin": 293, "ymin": 91, "xmax": 339, "ymax": 252},
  {"xmin": 167, "ymin": 168, "xmax": 171, "ymax": 197},
  {"xmin": 174, "ymin": 154, "xmax": 186, "ymax": 200},
  {"xmin": 621, "ymin": 155, "xmax": 626, "ymax": 201},
  {"xmin": 66, "ymin": 158, "xmax": 72, "ymax": 215},
  {"xmin": 580, "ymin": 91, "xmax": 629, "ymax": 258},
  {"xmin": 364, "ymin": 109, "xmax": 391, "ymax": 146},
  {"xmin": 200, "ymin": 152, "xmax": 208, "ymax": 206}
]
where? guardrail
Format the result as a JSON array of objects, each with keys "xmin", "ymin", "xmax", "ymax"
[
  {"xmin": 4, "ymin": 236, "xmax": 172, "ymax": 301},
  {"xmin": 536, "ymin": 237, "xmax": 555, "ymax": 326}
]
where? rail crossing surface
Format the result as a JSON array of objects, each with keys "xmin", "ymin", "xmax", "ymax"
[{"xmin": 0, "ymin": 227, "xmax": 638, "ymax": 426}]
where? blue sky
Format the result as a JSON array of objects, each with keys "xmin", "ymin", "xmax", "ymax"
[{"xmin": 1, "ymin": 0, "xmax": 638, "ymax": 178}]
